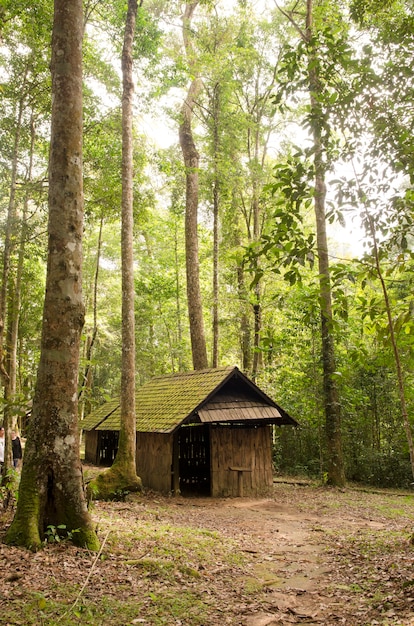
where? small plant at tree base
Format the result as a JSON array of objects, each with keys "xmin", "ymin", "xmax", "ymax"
[
  {"xmin": 112, "ymin": 488, "xmax": 130, "ymax": 501},
  {"xmin": 86, "ymin": 480, "xmax": 99, "ymax": 505},
  {"xmin": 43, "ymin": 524, "xmax": 80, "ymax": 544}
]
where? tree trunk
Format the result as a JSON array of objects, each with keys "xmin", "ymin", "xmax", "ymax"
[
  {"xmin": 5, "ymin": 0, "xmax": 99, "ymax": 550},
  {"xmin": 2, "ymin": 116, "xmax": 35, "ymax": 483},
  {"xmin": 367, "ymin": 215, "xmax": 414, "ymax": 479},
  {"xmin": 306, "ymin": 0, "xmax": 345, "ymax": 487},
  {"xmin": 174, "ymin": 218, "xmax": 184, "ymax": 371},
  {"xmin": 79, "ymin": 213, "xmax": 103, "ymax": 418},
  {"xmin": 251, "ymin": 192, "xmax": 262, "ymax": 381},
  {"xmin": 87, "ymin": 0, "xmax": 142, "ymax": 500},
  {"xmin": 116, "ymin": 0, "xmax": 141, "ymax": 481},
  {"xmin": 211, "ymin": 84, "xmax": 221, "ymax": 368},
  {"xmin": 236, "ymin": 263, "xmax": 252, "ymax": 372},
  {"xmin": 179, "ymin": 1, "xmax": 208, "ymax": 371},
  {"xmin": 212, "ymin": 163, "xmax": 219, "ymax": 369},
  {"xmin": 0, "ymin": 72, "xmax": 28, "ymax": 389}
]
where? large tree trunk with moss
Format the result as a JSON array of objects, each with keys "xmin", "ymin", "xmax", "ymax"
[
  {"xmin": 87, "ymin": 0, "xmax": 142, "ymax": 500},
  {"xmin": 179, "ymin": 1, "xmax": 208, "ymax": 371},
  {"xmin": 5, "ymin": 0, "xmax": 99, "ymax": 551}
]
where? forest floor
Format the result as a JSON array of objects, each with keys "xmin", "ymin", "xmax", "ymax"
[{"xmin": 0, "ymin": 475, "xmax": 413, "ymax": 625}]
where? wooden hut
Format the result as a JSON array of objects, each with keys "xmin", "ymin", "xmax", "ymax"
[{"xmin": 83, "ymin": 366, "xmax": 297, "ymax": 497}]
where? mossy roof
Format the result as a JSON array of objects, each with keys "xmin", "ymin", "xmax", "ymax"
[{"xmin": 82, "ymin": 366, "xmax": 297, "ymax": 434}]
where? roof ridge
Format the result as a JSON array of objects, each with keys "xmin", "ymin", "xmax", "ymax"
[{"xmin": 150, "ymin": 366, "xmax": 235, "ymax": 381}]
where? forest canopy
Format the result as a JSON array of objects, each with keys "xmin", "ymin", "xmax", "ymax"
[{"xmin": 0, "ymin": 0, "xmax": 413, "ymax": 489}]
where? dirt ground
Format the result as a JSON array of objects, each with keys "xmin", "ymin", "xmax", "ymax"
[
  {"xmin": 1, "ymin": 479, "xmax": 413, "ymax": 625},
  {"xmin": 149, "ymin": 483, "xmax": 414, "ymax": 625}
]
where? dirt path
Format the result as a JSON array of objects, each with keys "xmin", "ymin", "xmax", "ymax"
[
  {"xmin": 163, "ymin": 484, "xmax": 414, "ymax": 625},
  {"xmin": 171, "ymin": 496, "xmax": 337, "ymax": 624},
  {"xmin": 228, "ymin": 498, "xmax": 331, "ymax": 624}
]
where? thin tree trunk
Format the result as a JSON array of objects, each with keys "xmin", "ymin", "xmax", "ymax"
[
  {"xmin": 119, "ymin": 3, "xmax": 138, "ymax": 466},
  {"xmin": 306, "ymin": 0, "xmax": 345, "ymax": 486},
  {"xmin": 5, "ymin": 0, "xmax": 99, "ymax": 550},
  {"xmin": 87, "ymin": 0, "xmax": 142, "ymax": 499},
  {"xmin": 179, "ymin": 1, "xmax": 208, "ymax": 371},
  {"xmin": 252, "ymin": 194, "xmax": 262, "ymax": 381},
  {"xmin": 2, "ymin": 116, "xmax": 35, "ymax": 482},
  {"xmin": 79, "ymin": 213, "xmax": 103, "ymax": 414},
  {"xmin": 173, "ymin": 216, "xmax": 184, "ymax": 371},
  {"xmin": 211, "ymin": 83, "xmax": 220, "ymax": 368},
  {"xmin": 212, "ymin": 165, "xmax": 219, "ymax": 368},
  {"xmin": 234, "ymin": 198, "xmax": 252, "ymax": 372},
  {"xmin": 368, "ymin": 215, "xmax": 414, "ymax": 479},
  {"xmin": 365, "ymin": 220, "xmax": 414, "ymax": 545},
  {"xmin": 0, "ymin": 73, "xmax": 28, "ymax": 388}
]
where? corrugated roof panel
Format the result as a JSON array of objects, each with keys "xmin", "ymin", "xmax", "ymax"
[{"xmin": 198, "ymin": 406, "xmax": 282, "ymax": 423}]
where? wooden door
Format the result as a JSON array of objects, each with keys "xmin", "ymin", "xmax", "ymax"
[{"xmin": 178, "ymin": 425, "xmax": 210, "ymax": 495}]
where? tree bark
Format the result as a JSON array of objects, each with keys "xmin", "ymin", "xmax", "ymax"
[
  {"xmin": 115, "ymin": 0, "xmax": 141, "ymax": 481},
  {"xmin": 236, "ymin": 262, "xmax": 252, "ymax": 372},
  {"xmin": 306, "ymin": 0, "xmax": 345, "ymax": 487},
  {"xmin": 78, "ymin": 212, "xmax": 102, "ymax": 418},
  {"xmin": 174, "ymin": 218, "xmax": 185, "ymax": 371},
  {"xmin": 87, "ymin": 0, "xmax": 142, "ymax": 499},
  {"xmin": 179, "ymin": 1, "xmax": 209, "ymax": 371},
  {"xmin": 2, "ymin": 116, "xmax": 36, "ymax": 483},
  {"xmin": 0, "ymin": 71, "xmax": 28, "ymax": 389},
  {"xmin": 5, "ymin": 0, "xmax": 99, "ymax": 550},
  {"xmin": 252, "ymin": 193, "xmax": 262, "ymax": 381},
  {"xmin": 211, "ymin": 81, "xmax": 222, "ymax": 368},
  {"xmin": 367, "ymin": 215, "xmax": 414, "ymax": 479}
]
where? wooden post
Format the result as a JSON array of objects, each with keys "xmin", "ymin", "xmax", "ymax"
[
  {"xmin": 172, "ymin": 431, "xmax": 180, "ymax": 496},
  {"xmin": 229, "ymin": 466, "xmax": 251, "ymax": 497}
]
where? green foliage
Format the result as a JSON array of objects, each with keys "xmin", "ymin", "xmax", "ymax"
[
  {"xmin": 43, "ymin": 524, "xmax": 80, "ymax": 545},
  {"xmin": 1, "ymin": 0, "xmax": 414, "ymax": 493},
  {"xmin": 0, "ymin": 466, "xmax": 20, "ymax": 504}
]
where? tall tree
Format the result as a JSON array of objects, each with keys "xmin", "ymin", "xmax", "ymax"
[
  {"xmin": 192, "ymin": 7, "xmax": 284, "ymax": 376},
  {"xmin": 87, "ymin": 0, "xmax": 142, "ymax": 499},
  {"xmin": 2, "ymin": 116, "xmax": 36, "ymax": 482},
  {"xmin": 0, "ymin": 80, "xmax": 27, "ymax": 479},
  {"xmin": 5, "ymin": 0, "xmax": 99, "ymax": 550},
  {"xmin": 0, "ymin": 72, "xmax": 27, "ymax": 391},
  {"xmin": 275, "ymin": 0, "xmax": 346, "ymax": 485},
  {"xmin": 347, "ymin": 0, "xmax": 414, "ymax": 482},
  {"xmin": 305, "ymin": 0, "xmax": 345, "ymax": 486},
  {"xmin": 179, "ymin": 1, "xmax": 209, "ymax": 370}
]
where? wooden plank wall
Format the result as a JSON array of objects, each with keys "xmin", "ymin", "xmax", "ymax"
[
  {"xmin": 210, "ymin": 426, "xmax": 273, "ymax": 497},
  {"xmin": 137, "ymin": 432, "xmax": 173, "ymax": 493},
  {"xmin": 84, "ymin": 431, "xmax": 99, "ymax": 465}
]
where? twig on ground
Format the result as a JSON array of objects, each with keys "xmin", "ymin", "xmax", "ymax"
[{"xmin": 57, "ymin": 530, "xmax": 111, "ymax": 622}]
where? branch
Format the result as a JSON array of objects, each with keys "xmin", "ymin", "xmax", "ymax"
[
  {"xmin": 273, "ymin": 0, "xmax": 307, "ymax": 41},
  {"xmin": 57, "ymin": 530, "xmax": 111, "ymax": 622}
]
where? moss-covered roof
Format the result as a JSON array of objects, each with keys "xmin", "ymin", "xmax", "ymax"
[{"xmin": 81, "ymin": 366, "xmax": 297, "ymax": 434}]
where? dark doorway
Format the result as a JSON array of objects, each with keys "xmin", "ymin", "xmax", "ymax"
[
  {"xmin": 97, "ymin": 431, "xmax": 119, "ymax": 465},
  {"xmin": 178, "ymin": 425, "xmax": 211, "ymax": 495}
]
